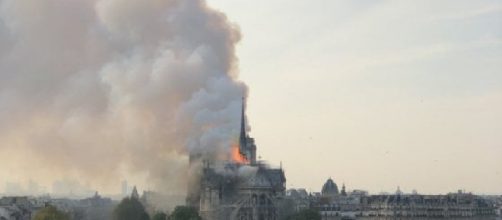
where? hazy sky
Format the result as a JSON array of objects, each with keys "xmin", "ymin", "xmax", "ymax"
[
  {"xmin": 207, "ymin": 0, "xmax": 502, "ymax": 194},
  {"xmin": 0, "ymin": 0, "xmax": 500, "ymax": 197}
]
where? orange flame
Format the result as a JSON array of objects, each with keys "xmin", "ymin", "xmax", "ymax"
[{"xmin": 231, "ymin": 144, "xmax": 248, "ymax": 164}]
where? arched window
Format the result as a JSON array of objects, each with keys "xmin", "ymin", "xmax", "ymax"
[
  {"xmin": 252, "ymin": 194, "xmax": 258, "ymax": 205},
  {"xmin": 260, "ymin": 194, "xmax": 267, "ymax": 205}
]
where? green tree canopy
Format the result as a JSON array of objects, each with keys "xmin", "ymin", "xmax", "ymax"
[
  {"xmin": 169, "ymin": 206, "xmax": 201, "ymax": 220},
  {"xmin": 152, "ymin": 212, "xmax": 168, "ymax": 220},
  {"xmin": 113, "ymin": 197, "xmax": 150, "ymax": 220},
  {"xmin": 33, "ymin": 205, "xmax": 70, "ymax": 220},
  {"xmin": 285, "ymin": 208, "xmax": 321, "ymax": 220}
]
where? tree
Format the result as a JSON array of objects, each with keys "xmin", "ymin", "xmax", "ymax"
[
  {"xmin": 113, "ymin": 197, "xmax": 150, "ymax": 220},
  {"xmin": 152, "ymin": 212, "xmax": 168, "ymax": 220},
  {"xmin": 169, "ymin": 206, "xmax": 201, "ymax": 220},
  {"xmin": 33, "ymin": 205, "xmax": 70, "ymax": 220},
  {"xmin": 285, "ymin": 208, "xmax": 321, "ymax": 220}
]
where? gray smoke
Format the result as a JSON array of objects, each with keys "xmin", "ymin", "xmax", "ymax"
[{"xmin": 0, "ymin": 0, "xmax": 246, "ymax": 194}]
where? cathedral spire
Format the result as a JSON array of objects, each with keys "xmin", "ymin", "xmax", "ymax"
[
  {"xmin": 238, "ymin": 96, "xmax": 256, "ymax": 164},
  {"xmin": 239, "ymin": 97, "xmax": 247, "ymax": 149}
]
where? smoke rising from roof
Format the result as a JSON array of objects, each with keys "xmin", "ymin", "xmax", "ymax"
[{"xmin": 0, "ymin": 0, "xmax": 246, "ymax": 194}]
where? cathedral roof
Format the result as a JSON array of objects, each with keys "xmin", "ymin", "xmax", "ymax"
[{"xmin": 239, "ymin": 166, "xmax": 285, "ymax": 190}]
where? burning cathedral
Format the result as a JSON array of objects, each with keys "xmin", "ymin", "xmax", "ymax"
[{"xmin": 187, "ymin": 99, "xmax": 286, "ymax": 220}]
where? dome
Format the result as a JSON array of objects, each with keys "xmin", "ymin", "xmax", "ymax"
[{"xmin": 321, "ymin": 178, "xmax": 339, "ymax": 196}]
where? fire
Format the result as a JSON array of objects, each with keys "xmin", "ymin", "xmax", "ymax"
[{"xmin": 231, "ymin": 144, "xmax": 248, "ymax": 164}]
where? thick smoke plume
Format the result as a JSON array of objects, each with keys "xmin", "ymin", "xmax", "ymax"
[{"xmin": 0, "ymin": 0, "xmax": 246, "ymax": 194}]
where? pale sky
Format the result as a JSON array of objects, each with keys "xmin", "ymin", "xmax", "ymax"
[
  {"xmin": 207, "ymin": 0, "xmax": 502, "ymax": 194},
  {"xmin": 0, "ymin": 0, "xmax": 501, "ymax": 197}
]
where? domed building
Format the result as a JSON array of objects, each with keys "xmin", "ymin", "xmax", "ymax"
[{"xmin": 321, "ymin": 178, "xmax": 339, "ymax": 197}]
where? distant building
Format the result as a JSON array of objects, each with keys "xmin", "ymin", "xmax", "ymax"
[
  {"xmin": 0, "ymin": 197, "xmax": 33, "ymax": 220},
  {"xmin": 131, "ymin": 186, "xmax": 139, "ymax": 200},
  {"xmin": 73, "ymin": 192, "xmax": 114, "ymax": 220},
  {"xmin": 341, "ymin": 184, "xmax": 347, "ymax": 196},
  {"xmin": 359, "ymin": 191, "xmax": 496, "ymax": 218},
  {"xmin": 289, "ymin": 180, "xmax": 497, "ymax": 219},
  {"xmin": 0, "ymin": 193, "xmax": 115, "ymax": 220},
  {"xmin": 285, "ymin": 189, "xmax": 310, "ymax": 212},
  {"xmin": 321, "ymin": 178, "xmax": 339, "ymax": 197},
  {"xmin": 395, "ymin": 186, "xmax": 403, "ymax": 196}
]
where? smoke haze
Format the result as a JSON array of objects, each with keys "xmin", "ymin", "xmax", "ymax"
[{"xmin": 0, "ymin": 0, "xmax": 246, "ymax": 194}]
